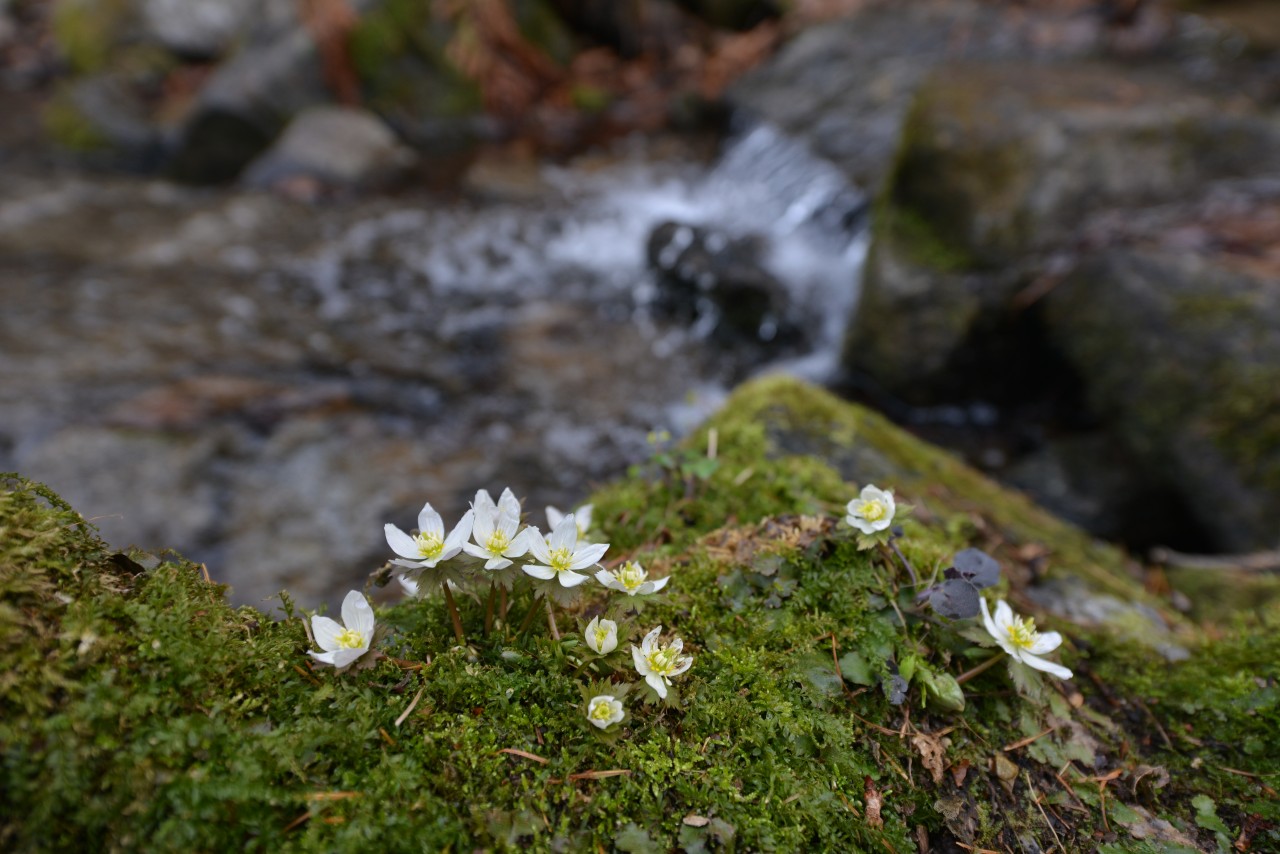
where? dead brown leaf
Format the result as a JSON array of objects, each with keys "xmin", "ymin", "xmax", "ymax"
[
  {"xmin": 864, "ymin": 776, "xmax": 884, "ymax": 829},
  {"xmin": 912, "ymin": 731, "xmax": 951, "ymax": 786}
]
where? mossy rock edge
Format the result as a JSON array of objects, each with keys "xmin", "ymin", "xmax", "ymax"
[{"xmin": 3, "ymin": 377, "xmax": 1277, "ymax": 852}]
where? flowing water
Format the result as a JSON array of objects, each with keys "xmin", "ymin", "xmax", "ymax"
[{"xmin": 0, "ymin": 124, "xmax": 867, "ymax": 606}]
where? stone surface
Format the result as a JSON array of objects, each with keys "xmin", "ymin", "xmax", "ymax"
[
  {"xmin": 240, "ymin": 105, "xmax": 416, "ymax": 192},
  {"xmin": 1044, "ymin": 247, "xmax": 1280, "ymax": 552}
]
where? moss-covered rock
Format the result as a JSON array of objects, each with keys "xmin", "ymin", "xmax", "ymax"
[
  {"xmin": 3, "ymin": 379, "xmax": 1279, "ymax": 851},
  {"xmin": 1045, "ymin": 248, "xmax": 1280, "ymax": 554}
]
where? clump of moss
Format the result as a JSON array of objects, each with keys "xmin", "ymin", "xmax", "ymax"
[{"xmin": 3, "ymin": 378, "xmax": 1278, "ymax": 851}]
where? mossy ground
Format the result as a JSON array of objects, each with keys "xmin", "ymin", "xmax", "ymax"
[{"xmin": 3, "ymin": 379, "xmax": 1278, "ymax": 852}]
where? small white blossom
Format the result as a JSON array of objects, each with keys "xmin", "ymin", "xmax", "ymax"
[
  {"xmin": 980, "ymin": 598, "xmax": 1072, "ymax": 680},
  {"xmin": 523, "ymin": 513, "xmax": 608, "ymax": 588},
  {"xmin": 845, "ymin": 484, "xmax": 896, "ymax": 534},
  {"xmin": 584, "ymin": 615, "xmax": 618, "ymax": 655},
  {"xmin": 585, "ymin": 694, "xmax": 624, "ymax": 730},
  {"xmin": 462, "ymin": 488, "xmax": 533, "ymax": 570},
  {"xmin": 384, "ymin": 502, "xmax": 474, "ymax": 570},
  {"xmin": 309, "ymin": 590, "xmax": 375, "ymax": 671},
  {"xmin": 595, "ymin": 560, "xmax": 669, "ymax": 596},
  {"xmin": 632, "ymin": 625, "xmax": 693, "ymax": 699},
  {"xmin": 547, "ymin": 503, "xmax": 593, "ymax": 541}
]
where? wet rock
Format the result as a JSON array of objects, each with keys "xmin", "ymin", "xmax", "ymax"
[
  {"xmin": 1044, "ymin": 247, "xmax": 1280, "ymax": 553},
  {"xmin": 646, "ymin": 219, "xmax": 797, "ymax": 346},
  {"xmin": 844, "ymin": 61, "xmax": 1280, "ymax": 403},
  {"xmin": 140, "ymin": 0, "xmax": 281, "ymax": 61},
  {"xmin": 240, "ymin": 106, "xmax": 416, "ymax": 194},
  {"xmin": 48, "ymin": 73, "xmax": 166, "ymax": 170}
]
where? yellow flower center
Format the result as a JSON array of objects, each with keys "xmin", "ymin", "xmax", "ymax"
[
  {"xmin": 485, "ymin": 530, "xmax": 510, "ymax": 555},
  {"xmin": 415, "ymin": 532, "xmax": 444, "ymax": 559},
  {"xmin": 617, "ymin": 562, "xmax": 645, "ymax": 591},
  {"xmin": 593, "ymin": 626, "xmax": 612, "ymax": 648},
  {"xmin": 589, "ymin": 700, "xmax": 615, "ymax": 721},
  {"xmin": 861, "ymin": 500, "xmax": 886, "ymax": 522},
  {"xmin": 548, "ymin": 546, "xmax": 574, "ymax": 573},
  {"xmin": 647, "ymin": 646, "xmax": 681, "ymax": 676},
  {"xmin": 334, "ymin": 628, "xmax": 365, "ymax": 649},
  {"xmin": 1007, "ymin": 617, "xmax": 1039, "ymax": 651}
]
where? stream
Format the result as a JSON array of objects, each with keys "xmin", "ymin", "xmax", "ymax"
[{"xmin": 0, "ymin": 124, "xmax": 868, "ymax": 606}]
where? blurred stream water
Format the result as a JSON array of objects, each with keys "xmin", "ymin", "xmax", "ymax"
[{"xmin": 0, "ymin": 124, "xmax": 867, "ymax": 605}]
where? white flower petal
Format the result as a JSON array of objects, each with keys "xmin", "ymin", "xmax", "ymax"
[
  {"xmin": 1026, "ymin": 631, "xmax": 1062, "ymax": 656},
  {"xmin": 641, "ymin": 625, "xmax": 662, "ymax": 653},
  {"xmin": 631, "ymin": 645, "xmax": 648, "ymax": 675},
  {"xmin": 549, "ymin": 516, "xmax": 578, "ymax": 552},
  {"xmin": 668, "ymin": 656, "xmax": 693, "ymax": 677},
  {"xmin": 577, "ymin": 504, "xmax": 593, "ymax": 532},
  {"xmin": 522, "ymin": 563, "xmax": 557, "ymax": 580},
  {"xmin": 595, "ymin": 569, "xmax": 617, "ymax": 587},
  {"xmin": 331, "ymin": 647, "xmax": 367, "ymax": 669},
  {"xmin": 417, "ymin": 503, "xmax": 445, "ymax": 538},
  {"xmin": 523, "ymin": 528, "xmax": 551, "ymax": 563},
  {"xmin": 472, "ymin": 489, "xmax": 495, "ymax": 513},
  {"xmin": 342, "ymin": 590, "xmax": 375, "ymax": 637},
  {"xmin": 462, "ymin": 542, "xmax": 491, "ymax": 561},
  {"xmin": 384, "ymin": 524, "xmax": 421, "ymax": 560},
  {"xmin": 860, "ymin": 484, "xmax": 882, "ymax": 503},
  {"xmin": 993, "ymin": 600, "xmax": 1015, "ymax": 635},
  {"xmin": 979, "ymin": 597, "xmax": 1002, "ymax": 643},
  {"xmin": 309, "ymin": 649, "xmax": 338, "ymax": 665},
  {"xmin": 484, "ymin": 556, "xmax": 513, "ymax": 571},
  {"xmin": 311, "ymin": 616, "xmax": 344, "ymax": 652},
  {"xmin": 546, "ymin": 505, "xmax": 565, "ymax": 531},
  {"xmin": 1021, "ymin": 653, "xmax": 1073, "ymax": 680},
  {"xmin": 471, "ymin": 502, "xmax": 496, "ymax": 543},
  {"xmin": 649, "ymin": 576, "xmax": 670, "ymax": 593},
  {"xmin": 497, "ymin": 488, "xmax": 522, "ymax": 522},
  {"xmin": 558, "ymin": 570, "xmax": 589, "ymax": 588},
  {"xmin": 390, "ymin": 558, "xmax": 425, "ymax": 570},
  {"xmin": 568, "ymin": 542, "xmax": 609, "ymax": 570},
  {"xmin": 444, "ymin": 510, "xmax": 475, "ymax": 551},
  {"xmin": 645, "ymin": 672, "xmax": 668, "ymax": 699}
]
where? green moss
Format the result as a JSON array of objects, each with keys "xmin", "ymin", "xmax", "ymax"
[
  {"xmin": 43, "ymin": 87, "xmax": 110, "ymax": 152},
  {"xmin": 51, "ymin": 0, "xmax": 130, "ymax": 74},
  {"xmin": 3, "ymin": 379, "xmax": 1278, "ymax": 851}
]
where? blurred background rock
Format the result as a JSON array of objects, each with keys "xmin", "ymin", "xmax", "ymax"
[{"xmin": 1, "ymin": 0, "xmax": 1277, "ymax": 605}]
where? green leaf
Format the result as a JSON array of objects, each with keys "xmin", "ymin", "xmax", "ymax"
[
  {"xmin": 922, "ymin": 671, "xmax": 966, "ymax": 712},
  {"xmin": 1192, "ymin": 795, "xmax": 1231, "ymax": 835},
  {"xmin": 837, "ymin": 650, "xmax": 876, "ymax": 686},
  {"xmin": 615, "ymin": 823, "xmax": 661, "ymax": 854}
]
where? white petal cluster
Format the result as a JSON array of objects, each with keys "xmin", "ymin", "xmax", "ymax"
[
  {"xmin": 596, "ymin": 560, "xmax": 669, "ymax": 597},
  {"xmin": 585, "ymin": 694, "xmax": 624, "ymax": 730},
  {"xmin": 385, "ymin": 502, "xmax": 474, "ymax": 570},
  {"xmin": 546, "ymin": 503, "xmax": 593, "ymax": 542},
  {"xmin": 523, "ymin": 513, "xmax": 609, "ymax": 588},
  {"xmin": 980, "ymin": 598, "xmax": 1072, "ymax": 680},
  {"xmin": 845, "ymin": 484, "xmax": 896, "ymax": 534},
  {"xmin": 309, "ymin": 590, "xmax": 375, "ymax": 671},
  {"xmin": 631, "ymin": 625, "xmax": 693, "ymax": 699},
  {"xmin": 463, "ymin": 488, "xmax": 534, "ymax": 570},
  {"xmin": 584, "ymin": 615, "xmax": 618, "ymax": 655}
]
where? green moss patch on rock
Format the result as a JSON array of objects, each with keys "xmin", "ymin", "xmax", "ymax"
[{"xmin": 3, "ymin": 379, "xmax": 1279, "ymax": 850}]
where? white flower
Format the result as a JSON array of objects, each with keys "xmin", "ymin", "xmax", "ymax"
[
  {"xmin": 980, "ymin": 598, "xmax": 1072, "ymax": 680},
  {"xmin": 585, "ymin": 694, "xmax": 624, "ymax": 730},
  {"xmin": 462, "ymin": 488, "xmax": 533, "ymax": 570},
  {"xmin": 845, "ymin": 484, "xmax": 896, "ymax": 534},
  {"xmin": 397, "ymin": 575, "xmax": 420, "ymax": 598},
  {"xmin": 547, "ymin": 503, "xmax": 593, "ymax": 541},
  {"xmin": 309, "ymin": 590, "xmax": 375, "ymax": 671},
  {"xmin": 584, "ymin": 615, "xmax": 618, "ymax": 655},
  {"xmin": 522, "ymin": 513, "xmax": 608, "ymax": 588},
  {"xmin": 596, "ymin": 560, "xmax": 669, "ymax": 596},
  {"xmin": 631, "ymin": 625, "xmax": 693, "ymax": 699},
  {"xmin": 384, "ymin": 502, "xmax": 474, "ymax": 570}
]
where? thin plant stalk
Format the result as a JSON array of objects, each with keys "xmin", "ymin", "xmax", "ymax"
[
  {"xmin": 517, "ymin": 594, "xmax": 544, "ymax": 637},
  {"xmin": 546, "ymin": 599, "xmax": 561, "ymax": 641},
  {"xmin": 483, "ymin": 582, "xmax": 497, "ymax": 637},
  {"xmin": 441, "ymin": 582, "xmax": 466, "ymax": 645},
  {"xmin": 956, "ymin": 653, "xmax": 1003, "ymax": 685}
]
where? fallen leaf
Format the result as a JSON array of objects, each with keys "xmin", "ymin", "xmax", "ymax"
[
  {"xmin": 912, "ymin": 732, "xmax": 952, "ymax": 786},
  {"xmin": 682, "ymin": 815, "xmax": 710, "ymax": 827},
  {"xmin": 864, "ymin": 776, "xmax": 884, "ymax": 829}
]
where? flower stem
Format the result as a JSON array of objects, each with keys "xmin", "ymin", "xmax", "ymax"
[
  {"xmin": 956, "ymin": 653, "xmax": 1004, "ymax": 685},
  {"xmin": 546, "ymin": 598, "xmax": 561, "ymax": 641},
  {"xmin": 441, "ymin": 582, "xmax": 466, "ymax": 645},
  {"xmin": 483, "ymin": 582, "xmax": 496, "ymax": 637},
  {"xmin": 517, "ymin": 594, "xmax": 544, "ymax": 637},
  {"xmin": 888, "ymin": 537, "xmax": 919, "ymax": 586}
]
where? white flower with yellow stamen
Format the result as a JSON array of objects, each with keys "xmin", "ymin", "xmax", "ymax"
[
  {"xmin": 384, "ymin": 502, "xmax": 473, "ymax": 570},
  {"xmin": 595, "ymin": 560, "xmax": 669, "ymax": 596},
  {"xmin": 462, "ymin": 488, "xmax": 533, "ymax": 570},
  {"xmin": 584, "ymin": 615, "xmax": 618, "ymax": 655},
  {"xmin": 585, "ymin": 694, "xmax": 624, "ymax": 730},
  {"xmin": 523, "ymin": 513, "xmax": 608, "ymax": 588},
  {"xmin": 980, "ymin": 598, "xmax": 1072, "ymax": 680},
  {"xmin": 632, "ymin": 625, "xmax": 693, "ymax": 699},
  {"xmin": 547, "ymin": 503, "xmax": 593, "ymax": 542},
  {"xmin": 845, "ymin": 484, "xmax": 896, "ymax": 535},
  {"xmin": 309, "ymin": 590, "xmax": 375, "ymax": 671}
]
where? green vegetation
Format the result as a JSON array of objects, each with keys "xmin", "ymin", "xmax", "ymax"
[{"xmin": 3, "ymin": 378, "xmax": 1278, "ymax": 851}]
